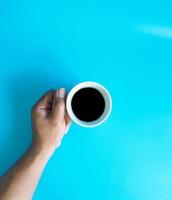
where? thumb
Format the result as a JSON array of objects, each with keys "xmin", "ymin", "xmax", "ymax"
[{"xmin": 51, "ymin": 88, "xmax": 66, "ymax": 121}]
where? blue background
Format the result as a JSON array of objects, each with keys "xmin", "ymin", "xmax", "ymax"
[{"xmin": 0, "ymin": 0, "xmax": 172, "ymax": 199}]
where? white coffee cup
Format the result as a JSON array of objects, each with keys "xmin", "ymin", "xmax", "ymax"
[{"xmin": 66, "ymin": 81, "xmax": 112, "ymax": 127}]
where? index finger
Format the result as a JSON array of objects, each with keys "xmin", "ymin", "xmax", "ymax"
[{"xmin": 32, "ymin": 89, "xmax": 55, "ymax": 110}]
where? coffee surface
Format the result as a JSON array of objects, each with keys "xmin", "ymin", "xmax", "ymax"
[{"xmin": 71, "ymin": 87, "xmax": 105, "ymax": 122}]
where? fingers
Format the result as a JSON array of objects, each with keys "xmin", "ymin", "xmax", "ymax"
[
  {"xmin": 34, "ymin": 90, "xmax": 54, "ymax": 108},
  {"xmin": 32, "ymin": 90, "xmax": 55, "ymax": 116},
  {"xmin": 32, "ymin": 88, "xmax": 71, "ymax": 134},
  {"xmin": 51, "ymin": 88, "xmax": 66, "ymax": 122}
]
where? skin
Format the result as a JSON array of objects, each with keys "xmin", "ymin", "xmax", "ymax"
[{"xmin": 0, "ymin": 88, "xmax": 71, "ymax": 200}]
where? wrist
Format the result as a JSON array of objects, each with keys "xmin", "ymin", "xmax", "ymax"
[{"xmin": 29, "ymin": 142, "xmax": 55, "ymax": 161}]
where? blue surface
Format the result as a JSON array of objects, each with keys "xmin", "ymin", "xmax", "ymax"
[{"xmin": 0, "ymin": 0, "xmax": 172, "ymax": 199}]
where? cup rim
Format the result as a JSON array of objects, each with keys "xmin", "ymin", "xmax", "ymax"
[{"xmin": 66, "ymin": 81, "xmax": 112, "ymax": 127}]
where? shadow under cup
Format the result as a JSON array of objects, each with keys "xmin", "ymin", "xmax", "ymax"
[{"xmin": 66, "ymin": 82, "xmax": 112, "ymax": 127}]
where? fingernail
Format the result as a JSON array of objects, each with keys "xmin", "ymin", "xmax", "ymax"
[{"xmin": 58, "ymin": 88, "xmax": 65, "ymax": 98}]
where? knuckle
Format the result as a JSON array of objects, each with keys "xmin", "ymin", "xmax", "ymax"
[
  {"xmin": 31, "ymin": 105, "xmax": 36, "ymax": 114},
  {"xmin": 31, "ymin": 104, "xmax": 38, "ymax": 115}
]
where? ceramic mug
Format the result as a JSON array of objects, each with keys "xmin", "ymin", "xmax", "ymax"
[{"xmin": 66, "ymin": 81, "xmax": 112, "ymax": 127}]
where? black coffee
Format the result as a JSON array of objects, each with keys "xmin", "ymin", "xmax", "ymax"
[{"xmin": 71, "ymin": 87, "xmax": 105, "ymax": 122}]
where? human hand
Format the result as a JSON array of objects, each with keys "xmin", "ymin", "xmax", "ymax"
[{"xmin": 31, "ymin": 88, "xmax": 71, "ymax": 157}]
